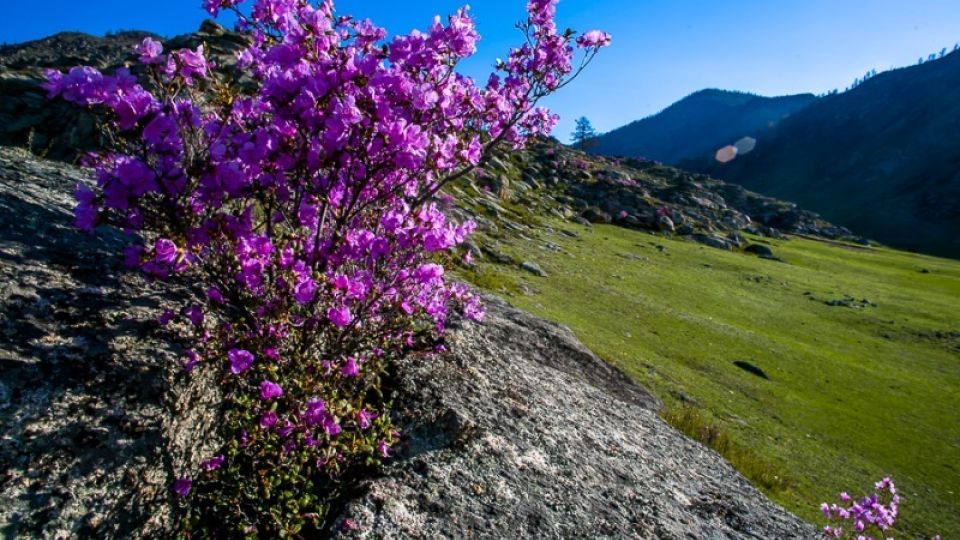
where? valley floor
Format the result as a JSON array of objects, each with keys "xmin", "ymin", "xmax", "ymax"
[{"xmin": 462, "ymin": 221, "xmax": 960, "ymax": 537}]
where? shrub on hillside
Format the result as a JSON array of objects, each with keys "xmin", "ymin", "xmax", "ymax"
[{"xmin": 44, "ymin": 0, "xmax": 608, "ymax": 535}]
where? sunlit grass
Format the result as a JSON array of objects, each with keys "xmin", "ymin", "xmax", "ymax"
[{"xmin": 461, "ymin": 221, "xmax": 960, "ymax": 537}]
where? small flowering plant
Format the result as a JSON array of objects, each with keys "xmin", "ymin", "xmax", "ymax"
[
  {"xmin": 818, "ymin": 477, "xmax": 917, "ymax": 539},
  {"xmin": 45, "ymin": 0, "xmax": 608, "ymax": 535}
]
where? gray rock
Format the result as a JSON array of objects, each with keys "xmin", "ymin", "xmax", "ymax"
[
  {"xmin": 0, "ymin": 147, "xmax": 222, "ymax": 538},
  {"xmin": 658, "ymin": 214, "xmax": 675, "ymax": 232},
  {"xmin": 726, "ymin": 231, "xmax": 746, "ymax": 248},
  {"xmin": 690, "ymin": 233, "xmax": 733, "ymax": 250},
  {"xmin": 581, "ymin": 206, "xmax": 612, "ymax": 224},
  {"xmin": 520, "ymin": 261, "xmax": 547, "ymax": 277},
  {"xmin": 744, "ymin": 243, "xmax": 775, "ymax": 258},
  {"xmin": 480, "ymin": 245, "xmax": 515, "ymax": 265},
  {"xmin": 333, "ymin": 295, "xmax": 815, "ymax": 539},
  {"xmin": 572, "ymin": 216, "xmax": 593, "ymax": 227}
]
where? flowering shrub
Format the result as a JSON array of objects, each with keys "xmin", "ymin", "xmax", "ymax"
[
  {"xmin": 45, "ymin": 0, "xmax": 607, "ymax": 535},
  {"xmin": 819, "ymin": 477, "xmax": 940, "ymax": 539}
]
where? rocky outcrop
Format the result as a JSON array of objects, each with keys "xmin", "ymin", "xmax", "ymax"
[
  {"xmin": 0, "ymin": 146, "xmax": 815, "ymax": 538},
  {"xmin": 333, "ymin": 294, "xmax": 815, "ymax": 539},
  {"xmin": 0, "ymin": 22, "xmax": 247, "ymax": 162},
  {"xmin": 0, "ymin": 147, "xmax": 221, "ymax": 538}
]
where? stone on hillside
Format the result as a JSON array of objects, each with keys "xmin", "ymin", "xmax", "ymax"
[
  {"xmin": 581, "ymin": 206, "xmax": 611, "ymax": 224},
  {"xmin": 491, "ymin": 174, "xmax": 511, "ymax": 199},
  {"xmin": 472, "ymin": 216, "xmax": 498, "ymax": 233},
  {"xmin": 726, "ymin": 231, "xmax": 745, "ymax": 248},
  {"xmin": 690, "ymin": 233, "xmax": 733, "ymax": 250},
  {"xmin": 520, "ymin": 261, "xmax": 548, "ymax": 277},
  {"xmin": 658, "ymin": 215, "xmax": 675, "ymax": 232},
  {"xmin": 463, "ymin": 240, "xmax": 483, "ymax": 258},
  {"xmin": 478, "ymin": 198, "xmax": 506, "ymax": 215},
  {"xmin": 572, "ymin": 216, "xmax": 593, "ymax": 227},
  {"xmin": 523, "ymin": 177, "xmax": 543, "ymax": 191},
  {"xmin": 486, "ymin": 155, "xmax": 509, "ymax": 173},
  {"xmin": 481, "ymin": 246, "xmax": 515, "ymax": 265},
  {"xmin": 744, "ymin": 243, "xmax": 775, "ymax": 258}
]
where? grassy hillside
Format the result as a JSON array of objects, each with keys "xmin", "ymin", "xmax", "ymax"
[{"xmin": 460, "ymin": 220, "xmax": 960, "ymax": 537}]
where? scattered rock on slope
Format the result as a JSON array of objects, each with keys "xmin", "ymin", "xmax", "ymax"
[{"xmin": 744, "ymin": 243, "xmax": 776, "ymax": 258}]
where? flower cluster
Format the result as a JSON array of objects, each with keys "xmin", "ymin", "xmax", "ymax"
[
  {"xmin": 47, "ymin": 0, "xmax": 607, "ymax": 535},
  {"xmin": 817, "ymin": 477, "xmax": 936, "ymax": 539}
]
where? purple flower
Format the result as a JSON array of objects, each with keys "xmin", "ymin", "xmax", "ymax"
[
  {"xmin": 184, "ymin": 304, "xmax": 204, "ymax": 327},
  {"xmin": 260, "ymin": 411, "xmax": 278, "ymax": 429},
  {"xmin": 174, "ymin": 45, "xmax": 211, "ymax": 84},
  {"xmin": 74, "ymin": 184, "xmax": 97, "ymax": 232},
  {"xmin": 157, "ymin": 309, "xmax": 175, "ymax": 326},
  {"xmin": 173, "ymin": 477, "xmax": 192, "ymax": 497},
  {"xmin": 414, "ymin": 263, "xmax": 444, "ymax": 284},
  {"xmin": 49, "ymin": 0, "xmax": 606, "ymax": 517},
  {"xmin": 136, "ymin": 37, "xmax": 163, "ymax": 64},
  {"xmin": 820, "ymin": 503, "xmax": 831, "ymax": 518},
  {"xmin": 182, "ymin": 350, "xmax": 201, "ymax": 372},
  {"xmin": 228, "ymin": 348, "xmax": 254, "ymax": 374},
  {"xmin": 575, "ymin": 30, "xmax": 611, "ymax": 49},
  {"xmin": 207, "ymin": 286, "xmax": 225, "ymax": 304},
  {"xmin": 327, "ymin": 306, "xmax": 353, "ymax": 327},
  {"xmin": 154, "ymin": 238, "xmax": 178, "ymax": 264},
  {"xmin": 201, "ymin": 454, "xmax": 225, "ymax": 471},
  {"xmin": 260, "ymin": 380, "xmax": 283, "ymax": 400},
  {"xmin": 304, "ymin": 398, "xmax": 326, "ymax": 427},
  {"xmin": 293, "ymin": 277, "xmax": 317, "ymax": 304},
  {"xmin": 341, "ymin": 357, "xmax": 360, "ymax": 378},
  {"xmin": 322, "ymin": 414, "xmax": 341, "ymax": 436},
  {"xmin": 357, "ymin": 409, "xmax": 378, "ymax": 430}
]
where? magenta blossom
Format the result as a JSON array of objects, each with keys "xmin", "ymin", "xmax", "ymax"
[
  {"xmin": 154, "ymin": 238, "xmax": 178, "ymax": 264},
  {"xmin": 260, "ymin": 411, "xmax": 278, "ymax": 429},
  {"xmin": 182, "ymin": 349, "xmax": 201, "ymax": 372},
  {"xmin": 173, "ymin": 477, "xmax": 192, "ymax": 497},
  {"xmin": 576, "ymin": 30, "xmax": 612, "ymax": 49},
  {"xmin": 201, "ymin": 454, "xmax": 225, "ymax": 471},
  {"xmin": 341, "ymin": 357, "xmax": 360, "ymax": 378},
  {"xmin": 228, "ymin": 348, "xmax": 254, "ymax": 374},
  {"xmin": 357, "ymin": 409, "xmax": 378, "ymax": 430},
  {"xmin": 260, "ymin": 380, "xmax": 283, "ymax": 400},
  {"xmin": 136, "ymin": 37, "xmax": 163, "ymax": 64},
  {"xmin": 207, "ymin": 286, "xmax": 225, "ymax": 304},
  {"xmin": 327, "ymin": 306, "xmax": 353, "ymax": 327}
]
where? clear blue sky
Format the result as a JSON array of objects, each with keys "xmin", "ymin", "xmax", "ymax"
[{"xmin": 4, "ymin": 1, "xmax": 960, "ymax": 141}]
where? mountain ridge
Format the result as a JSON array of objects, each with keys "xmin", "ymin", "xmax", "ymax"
[
  {"xmin": 591, "ymin": 88, "xmax": 818, "ymax": 164},
  {"xmin": 593, "ymin": 51, "xmax": 960, "ymax": 258}
]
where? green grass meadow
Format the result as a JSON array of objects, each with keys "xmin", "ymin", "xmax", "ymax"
[{"xmin": 462, "ymin": 222, "xmax": 960, "ymax": 537}]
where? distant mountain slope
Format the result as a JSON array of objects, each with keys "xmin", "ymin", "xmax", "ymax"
[
  {"xmin": 682, "ymin": 51, "xmax": 960, "ymax": 258},
  {"xmin": 591, "ymin": 89, "xmax": 817, "ymax": 163}
]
